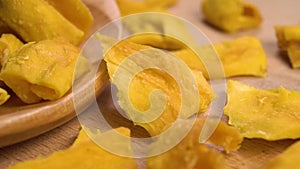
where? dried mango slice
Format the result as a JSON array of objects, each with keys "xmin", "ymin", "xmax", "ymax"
[
  {"xmin": 0, "ymin": 0, "xmax": 84, "ymax": 45},
  {"xmin": 202, "ymin": 0, "xmax": 262, "ymax": 32},
  {"xmin": 0, "ymin": 87, "xmax": 10, "ymax": 105},
  {"xmin": 144, "ymin": 0, "xmax": 178, "ymax": 7},
  {"xmin": 0, "ymin": 34, "xmax": 23, "ymax": 53},
  {"xmin": 116, "ymin": 0, "xmax": 172, "ymax": 16},
  {"xmin": 45, "ymin": 0, "xmax": 94, "ymax": 37},
  {"xmin": 0, "ymin": 39, "xmax": 80, "ymax": 103},
  {"xmin": 263, "ymin": 141, "xmax": 300, "ymax": 169},
  {"xmin": 275, "ymin": 25, "xmax": 300, "ymax": 68},
  {"xmin": 0, "ymin": 34, "xmax": 24, "ymax": 66},
  {"xmin": 147, "ymin": 119, "xmax": 243, "ymax": 169},
  {"xmin": 9, "ymin": 127, "xmax": 138, "ymax": 169},
  {"xmin": 104, "ymin": 39, "xmax": 214, "ymax": 136},
  {"xmin": 172, "ymin": 36, "xmax": 267, "ymax": 79},
  {"xmin": 224, "ymin": 80, "xmax": 300, "ymax": 140}
]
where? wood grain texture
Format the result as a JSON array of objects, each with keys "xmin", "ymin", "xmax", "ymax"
[{"xmin": 1, "ymin": 0, "xmax": 300, "ymax": 169}]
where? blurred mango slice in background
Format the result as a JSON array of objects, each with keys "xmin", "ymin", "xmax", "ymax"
[
  {"xmin": 172, "ymin": 36, "xmax": 267, "ymax": 79},
  {"xmin": 0, "ymin": 0, "xmax": 93, "ymax": 45},
  {"xmin": 275, "ymin": 25, "xmax": 300, "ymax": 68},
  {"xmin": 0, "ymin": 38, "xmax": 80, "ymax": 104},
  {"xmin": 201, "ymin": 0, "xmax": 262, "ymax": 32},
  {"xmin": 224, "ymin": 80, "xmax": 300, "ymax": 140},
  {"xmin": 116, "ymin": 0, "xmax": 178, "ymax": 16},
  {"xmin": 263, "ymin": 141, "xmax": 300, "ymax": 169}
]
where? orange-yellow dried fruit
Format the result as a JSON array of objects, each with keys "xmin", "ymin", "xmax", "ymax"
[
  {"xmin": 0, "ymin": 0, "xmax": 93, "ymax": 45},
  {"xmin": 202, "ymin": 0, "xmax": 262, "ymax": 32},
  {"xmin": 224, "ymin": 80, "xmax": 300, "ymax": 140},
  {"xmin": 45, "ymin": 0, "xmax": 94, "ymax": 38},
  {"xmin": 0, "ymin": 34, "xmax": 24, "ymax": 66},
  {"xmin": 172, "ymin": 36, "xmax": 267, "ymax": 79},
  {"xmin": 8, "ymin": 127, "xmax": 138, "ymax": 169},
  {"xmin": 116, "ymin": 0, "xmax": 178, "ymax": 16},
  {"xmin": 0, "ymin": 87, "xmax": 10, "ymax": 105},
  {"xmin": 104, "ymin": 39, "xmax": 214, "ymax": 136},
  {"xmin": 263, "ymin": 141, "xmax": 300, "ymax": 169},
  {"xmin": 147, "ymin": 119, "xmax": 243, "ymax": 169},
  {"xmin": 0, "ymin": 39, "xmax": 80, "ymax": 103},
  {"xmin": 275, "ymin": 25, "xmax": 300, "ymax": 68}
]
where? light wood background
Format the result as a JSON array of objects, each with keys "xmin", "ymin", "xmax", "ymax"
[{"xmin": 1, "ymin": 0, "xmax": 300, "ymax": 169}]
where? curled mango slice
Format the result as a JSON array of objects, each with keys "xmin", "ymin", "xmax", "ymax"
[
  {"xmin": 0, "ymin": 38, "xmax": 80, "ymax": 103},
  {"xmin": 103, "ymin": 38, "xmax": 214, "ymax": 136},
  {"xmin": 172, "ymin": 36, "xmax": 267, "ymax": 79},
  {"xmin": 0, "ymin": 0, "xmax": 92, "ymax": 45},
  {"xmin": 8, "ymin": 127, "xmax": 138, "ymax": 169},
  {"xmin": 224, "ymin": 80, "xmax": 300, "ymax": 140},
  {"xmin": 0, "ymin": 87, "xmax": 10, "ymax": 105},
  {"xmin": 275, "ymin": 25, "xmax": 300, "ymax": 68},
  {"xmin": 147, "ymin": 119, "xmax": 243, "ymax": 169},
  {"xmin": 202, "ymin": 0, "xmax": 262, "ymax": 32},
  {"xmin": 263, "ymin": 141, "xmax": 300, "ymax": 169}
]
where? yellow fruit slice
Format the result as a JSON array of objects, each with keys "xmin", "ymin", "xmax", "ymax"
[
  {"xmin": 0, "ymin": 87, "xmax": 10, "ymax": 105},
  {"xmin": 0, "ymin": 39, "xmax": 80, "ymax": 103},
  {"xmin": 172, "ymin": 36, "xmax": 267, "ymax": 79},
  {"xmin": 0, "ymin": 34, "xmax": 24, "ymax": 66},
  {"xmin": 116, "ymin": 0, "xmax": 169, "ymax": 16},
  {"xmin": 147, "ymin": 119, "xmax": 243, "ymax": 169},
  {"xmin": 8, "ymin": 127, "xmax": 138, "ymax": 169},
  {"xmin": 202, "ymin": 0, "xmax": 262, "ymax": 32},
  {"xmin": 145, "ymin": 0, "xmax": 178, "ymax": 7},
  {"xmin": 0, "ymin": 0, "xmax": 84, "ymax": 45},
  {"xmin": 262, "ymin": 141, "xmax": 300, "ymax": 169},
  {"xmin": 224, "ymin": 80, "xmax": 300, "ymax": 140},
  {"xmin": 45, "ymin": 0, "xmax": 94, "ymax": 37},
  {"xmin": 0, "ymin": 34, "xmax": 23, "ymax": 53},
  {"xmin": 104, "ymin": 39, "xmax": 214, "ymax": 136},
  {"xmin": 275, "ymin": 25, "xmax": 300, "ymax": 68},
  {"xmin": 124, "ymin": 14, "xmax": 195, "ymax": 50}
]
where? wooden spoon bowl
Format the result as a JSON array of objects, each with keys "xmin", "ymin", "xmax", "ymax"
[{"xmin": 0, "ymin": 0, "xmax": 119, "ymax": 147}]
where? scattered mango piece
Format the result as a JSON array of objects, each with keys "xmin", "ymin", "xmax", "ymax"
[
  {"xmin": 262, "ymin": 141, "xmax": 300, "ymax": 169},
  {"xmin": 0, "ymin": 0, "xmax": 91, "ymax": 45},
  {"xmin": 275, "ymin": 25, "xmax": 300, "ymax": 68},
  {"xmin": 8, "ymin": 127, "xmax": 138, "ymax": 169},
  {"xmin": 117, "ymin": 0, "xmax": 188, "ymax": 50},
  {"xmin": 172, "ymin": 36, "xmax": 267, "ymax": 79},
  {"xmin": 104, "ymin": 39, "xmax": 214, "ymax": 136},
  {"xmin": 0, "ymin": 87, "xmax": 10, "ymax": 105},
  {"xmin": 147, "ymin": 119, "xmax": 243, "ymax": 169},
  {"xmin": 0, "ymin": 38, "xmax": 80, "ymax": 103},
  {"xmin": 202, "ymin": 0, "xmax": 262, "ymax": 32},
  {"xmin": 224, "ymin": 80, "xmax": 300, "ymax": 140}
]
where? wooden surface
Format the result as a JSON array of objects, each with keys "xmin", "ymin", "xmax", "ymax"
[{"xmin": 1, "ymin": 0, "xmax": 300, "ymax": 169}]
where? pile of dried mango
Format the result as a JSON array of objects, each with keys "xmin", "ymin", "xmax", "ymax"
[
  {"xmin": 0, "ymin": 0, "xmax": 93, "ymax": 104},
  {"xmin": 2, "ymin": 0, "xmax": 300, "ymax": 169}
]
